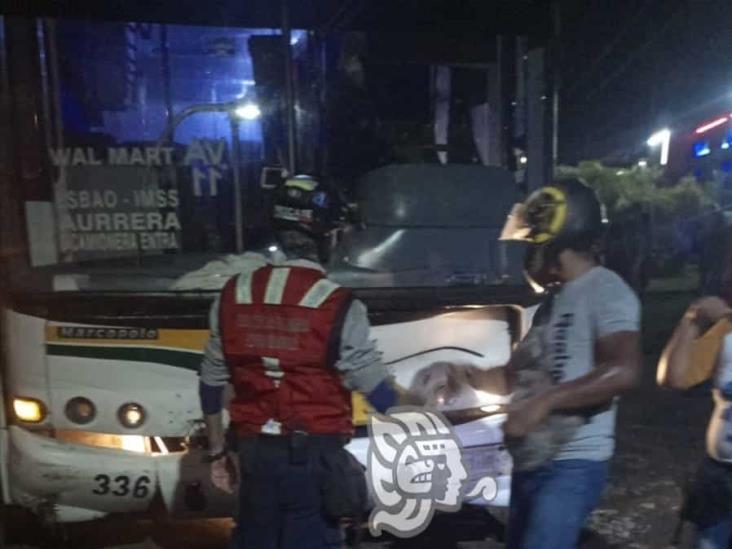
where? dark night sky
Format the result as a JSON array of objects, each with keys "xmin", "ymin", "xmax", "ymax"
[{"xmin": 559, "ymin": 0, "xmax": 732, "ymax": 163}]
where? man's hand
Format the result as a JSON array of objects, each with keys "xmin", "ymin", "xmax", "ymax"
[
  {"xmin": 658, "ymin": 298, "xmax": 729, "ymax": 389},
  {"xmin": 392, "ymin": 362, "xmax": 509, "ymax": 409},
  {"xmin": 463, "ymin": 364, "xmax": 511, "ymax": 396},
  {"xmin": 210, "ymin": 455, "xmax": 237, "ymax": 494},
  {"xmin": 406, "ymin": 362, "xmax": 485, "ymax": 407},
  {"xmin": 502, "ymin": 392, "xmax": 554, "ymax": 438}
]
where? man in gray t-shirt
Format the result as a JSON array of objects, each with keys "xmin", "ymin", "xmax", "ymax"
[
  {"xmin": 469, "ymin": 179, "xmax": 642, "ymax": 549},
  {"xmin": 548, "ymin": 265, "xmax": 641, "ymax": 463}
]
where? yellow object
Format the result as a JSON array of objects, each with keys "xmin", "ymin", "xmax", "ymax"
[
  {"xmin": 685, "ymin": 318, "xmax": 732, "ymax": 388},
  {"xmin": 13, "ymin": 397, "xmax": 46, "ymax": 423},
  {"xmin": 531, "ymin": 186, "xmax": 568, "ymax": 244},
  {"xmin": 352, "ymin": 393, "xmax": 373, "ymax": 426},
  {"xmin": 285, "ymin": 178, "xmax": 317, "ymax": 192}
]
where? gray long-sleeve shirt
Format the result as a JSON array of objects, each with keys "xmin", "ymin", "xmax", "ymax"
[{"xmin": 199, "ymin": 260, "xmax": 389, "ymax": 395}]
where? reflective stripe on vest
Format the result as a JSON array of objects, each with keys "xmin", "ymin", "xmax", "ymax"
[
  {"xmin": 264, "ymin": 268, "xmax": 291, "ymax": 305},
  {"xmin": 299, "ymin": 278, "xmax": 340, "ymax": 308},
  {"xmin": 262, "ymin": 356, "xmax": 284, "ymax": 379},
  {"xmin": 235, "ymin": 271, "xmax": 254, "ymax": 304}
]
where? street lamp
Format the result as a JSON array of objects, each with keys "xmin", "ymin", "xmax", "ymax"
[
  {"xmin": 157, "ymin": 100, "xmax": 261, "ymax": 253},
  {"xmin": 647, "ymin": 128, "xmax": 671, "ymax": 166},
  {"xmin": 234, "ymin": 102, "xmax": 262, "ymax": 120}
]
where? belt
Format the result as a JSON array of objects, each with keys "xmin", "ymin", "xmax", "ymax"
[
  {"xmin": 237, "ymin": 432, "xmax": 347, "ymax": 466},
  {"xmin": 239, "ymin": 432, "xmax": 349, "ymax": 448}
]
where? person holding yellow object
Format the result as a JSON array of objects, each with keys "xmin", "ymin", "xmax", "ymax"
[{"xmin": 658, "ymin": 296, "xmax": 732, "ymax": 549}]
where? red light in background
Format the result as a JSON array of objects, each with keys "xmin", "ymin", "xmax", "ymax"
[{"xmin": 695, "ymin": 116, "xmax": 729, "ymax": 134}]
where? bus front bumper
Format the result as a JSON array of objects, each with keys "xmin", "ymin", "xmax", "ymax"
[{"xmin": 5, "ymin": 425, "xmax": 235, "ymax": 522}]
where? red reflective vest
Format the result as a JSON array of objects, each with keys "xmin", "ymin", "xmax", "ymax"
[{"xmin": 219, "ymin": 264, "xmax": 354, "ymax": 436}]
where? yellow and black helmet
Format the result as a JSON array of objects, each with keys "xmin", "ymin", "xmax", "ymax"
[{"xmin": 500, "ymin": 178, "xmax": 604, "ymax": 250}]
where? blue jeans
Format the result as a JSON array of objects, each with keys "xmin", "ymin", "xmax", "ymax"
[
  {"xmin": 696, "ymin": 519, "xmax": 732, "ymax": 549},
  {"xmin": 507, "ymin": 459, "xmax": 609, "ymax": 549},
  {"xmin": 230, "ymin": 438, "xmax": 343, "ymax": 549}
]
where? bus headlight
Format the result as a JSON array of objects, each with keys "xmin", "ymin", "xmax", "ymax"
[
  {"xmin": 65, "ymin": 397, "xmax": 96, "ymax": 425},
  {"xmin": 118, "ymin": 403, "xmax": 146, "ymax": 429},
  {"xmin": 13, "ymin": 397, "xmax": 47, "ymax": 423}
]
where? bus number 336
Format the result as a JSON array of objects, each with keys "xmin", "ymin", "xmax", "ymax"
[{"xmin": 92, "ymin": 474, "xmax": 151, "ymax": 498}]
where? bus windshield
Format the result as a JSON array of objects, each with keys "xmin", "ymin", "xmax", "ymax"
[{"xmin": 1, "ymin": 15, "xmax": 529, "ymax": 293}]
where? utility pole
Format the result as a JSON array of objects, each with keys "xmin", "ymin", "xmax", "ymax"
[
  {"xmin": 282, "ymin": 0, "xmax": 297, "ymax": 175},
  {"xmin": 552, "ymin": 0, "xmax": 561, "ymax": 170}
]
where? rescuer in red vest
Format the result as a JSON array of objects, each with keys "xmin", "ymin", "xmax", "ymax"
[{"xmin": 199, "ymin": 175, "xmax": 419, "ymax": 548}]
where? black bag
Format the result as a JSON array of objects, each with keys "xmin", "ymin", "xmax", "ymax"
[{"xmin": 319, "ymin": 448, "xmax": 369, "ymax": 520}]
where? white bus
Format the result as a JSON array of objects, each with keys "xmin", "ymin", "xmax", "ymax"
[{"xmin": 0, "ymin": 11, "xmax": 538, "ymax": 538}]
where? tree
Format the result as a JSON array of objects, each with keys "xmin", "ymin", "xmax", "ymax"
[
  {"xmin": 555, "ymin": 161, "xmax": 719, "ymax": 287},
  {"xmin": 555, "ymin": 161, "xmax": 715, "ymax": 222}
]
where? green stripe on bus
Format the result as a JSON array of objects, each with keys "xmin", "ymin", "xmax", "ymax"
[{"xmin": 46, "ymin": 344, "xmax": 202, "ymax": 371}]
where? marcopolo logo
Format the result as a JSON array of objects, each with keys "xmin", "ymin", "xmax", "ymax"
[
  {"xmin": 367, "ymin": 407, "xmax": 499, "ymax": 538},
  {"xmin": 58, "ymin": 326, "xmax": 159, "ymax": 340}
]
